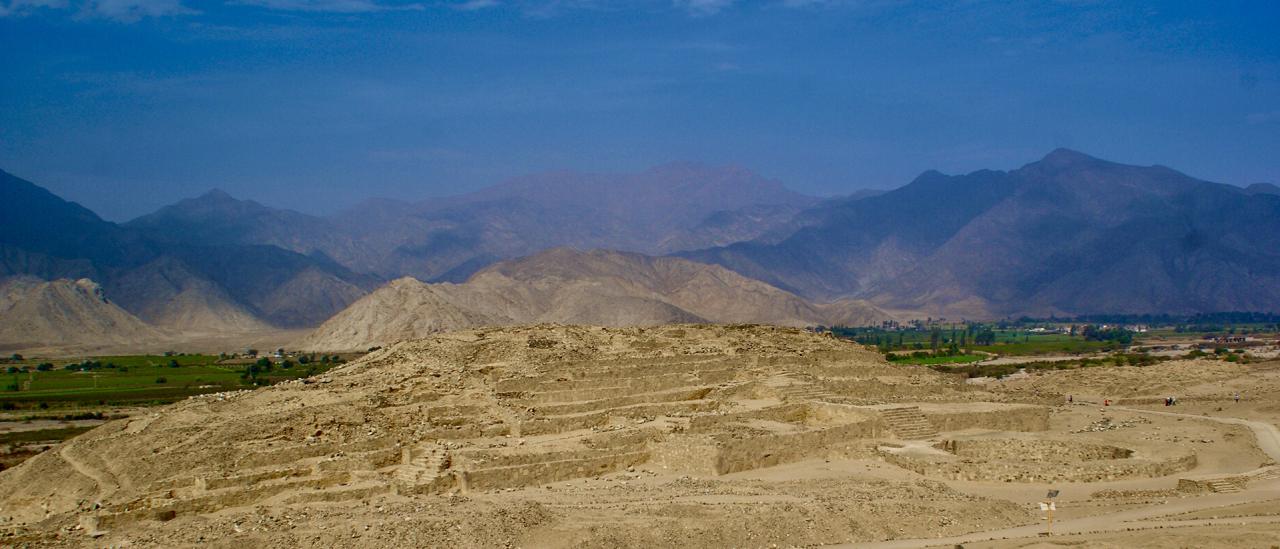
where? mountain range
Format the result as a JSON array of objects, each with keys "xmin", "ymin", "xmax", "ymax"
[
  {"xmin": 2, "ymin": 150, "xmax": 1277, "ymax": 351},
  {"xmin": 127, "ymin": 162, "xmax": 817, "ymax": 282},
  {"xmin": 0, "ymin": 169, "xmax": 375, "ymax": 332},
  {"xmin": 684, "ymin": 149, "xmax": 1280, "ymax": 318}
]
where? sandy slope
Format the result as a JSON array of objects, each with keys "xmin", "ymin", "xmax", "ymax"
[
  {"xmin": 107, "ymin": 257, "xmax": 270, "ymax": 334},
  {"xmin": 0, "ymin": 277, "xmax": 165, "ymax": 350},
  {"xmin": 295, "ymin": 248, "xmax": 888, "ymax": 351}
]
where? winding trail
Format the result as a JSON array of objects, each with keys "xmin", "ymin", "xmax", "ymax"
[
  {"xmin": 835, "ymin": 407, "xmax": 1280, "ymax": 548},
  {"xmin": 59, "ymin": 444, "xmax": 122, "ymax": 500}
]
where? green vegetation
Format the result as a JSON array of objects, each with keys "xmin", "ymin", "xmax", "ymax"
[
  {"xmin": 887, "ymin": 352, "xmax": 985, "ymax": 365},
  {"xmin": 0, "ymin": 353, "xmax": 342, "ymax": 410},
  {"xmin": 826, "ymin": 317, "xmax": 1275, "ymax": 377},
  {"xmin": 828, "ymin": 323, "xmax": 1130, "ymax": 357},
  {"xmin": 931, "ymin": 353, "xmax": 1170, "ymax": 379}
]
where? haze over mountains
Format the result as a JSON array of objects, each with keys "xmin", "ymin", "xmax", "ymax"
[
  {"xmin": 128, "ymin": 162, "xmax": 816, "ymax": 282},
  {"xmin": 2, "ymin": 149, "xmax": 1278, "ymax": 351},
  {"xmin": 0, "ymin": 169, "xmax": 375, "ymax": 333},
  {"xmin": 296, "ymin": 248, "xmax": 887, "ymax": 351},
  {"xmin": 685, "ymin": 149, "xmax": 1280, "ymax": 318}
]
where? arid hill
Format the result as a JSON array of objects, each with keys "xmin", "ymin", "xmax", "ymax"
[
  {"xmin": 0, "ymin": 277, "xmax": 164, "ymax": 350},
  {"xmin": 105, "ymin": 257, "xmax": 270, "ymax": 334},
  {"xmin": 0, "ymin": 325, "xmax": 1039, "ymax": 547},
  {"xmin": 295, "ymin": 248, "xmax": 887, "ymax": 351},
  {"xmin": 3, "ymin": 325, "xmax": 1279, "ymax": 547}
]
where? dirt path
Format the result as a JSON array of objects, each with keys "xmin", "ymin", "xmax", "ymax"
[
  {"xmin": 844, "ymin": 484, "xmax": 1280, "ymax": 548},
  {"xmin": 837, "ymin": 408, "xmax": 1280, "ymax": 548},
  {"xmin": 59, "ymin": 444, "xmax": 121, "ymax": 499}
]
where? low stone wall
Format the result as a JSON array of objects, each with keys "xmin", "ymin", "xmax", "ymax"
[
  {"xmin": 713, "ymin": 421, "xmax": 879, "ymax": 475},
  {"xmin": 807, "ymin": 403, "xmax": 882, "ymax": 427},
  {"xmin": 521, "ymin": 400, "xmax": 719, "ymax": 436},
  {"xmin": 234, "ymin": 435, "xmax": 398, "ymax": 469},
  {"xmin": 456, "ymin": 443, "xmax": 645, "ymax": 469},
  {"xmin": 496, "ymin": 362, "xmax": 735, "ymax": 393},
  {"xmin": 519, "ymin": 411, "xmax": 610, "ymax": 435},
  {"xmin": 922, "ymin": 405, "xmax": 1049, "ymax": 433},
  {"xmin": 581, "ymin": 428, "xmax": 664, "ymax": 449},
  {"xmin": 99, "ymin": 472, "xmax": 354, "ymax": 529},
  {"xmin": 197, "ymin": 465, "xmax": 312, "ymax": 491},
  {"xmin": 938, "ymin": 439, "xmax": 1130, "ymax": 461},
  {"xmin": 649, "ymin": 435, "xmax": 721, "ymax": 475},
  {"xmin": 423, "ymin": 404, "xmax": 487, "ymax": 417},
  {"xmin": 500, "ymin": 367, "xmax": 736, "ymax": 396},
  {"xmin": 532, "ymin": 387, "xmax": 713, "ymax": 415},
  {"xmin": 284, "ymin": 484, "xmax": 390, "ymax": 504},
  {"xmin": 689, "ymin": 403, "xmax": 810, "ymax": 432},
  {"xmin": 315, "ymin": 446, "xmax": 403, "ymax": 472},
  {"xmin": 556, "ymin": 357, "xmax": 738, "ymax": 380},
  {"xmin": 461, "ymin": 451, "xmax": 649, "ymax": 490},
  {"xmin": 818, "ymin": 380, "xmax": 966, "ymax": 403},
  {"xmin": 517, "ymin": 386, "xmax": 630, "ymax": 403}
]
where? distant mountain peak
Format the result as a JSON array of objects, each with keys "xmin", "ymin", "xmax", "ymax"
[
  {"xmin": 199, "ymin": 188, "xmax": 237, "ymax": 201},
  {"xmin": 645, "ymin": 160, "xmax": 744, "ymax": 175},
  {"xmin": 1038, "ymin": 148, "xmax": 1104, "ymax": 167}
]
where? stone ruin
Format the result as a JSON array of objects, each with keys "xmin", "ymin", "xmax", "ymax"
[{"xmin": 0, "ymin": 325, "xmax": 1061, "ymax": 532}]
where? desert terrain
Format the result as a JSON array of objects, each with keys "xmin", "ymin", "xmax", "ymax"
[{"xmin": 0, "ymin": 325, "xmax": 1277, "ymax": 547}]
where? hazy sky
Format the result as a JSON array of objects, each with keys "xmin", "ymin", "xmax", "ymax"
[{"xmin": 2, "ymin": 1, "xmax": 1278, "ymax": 220}]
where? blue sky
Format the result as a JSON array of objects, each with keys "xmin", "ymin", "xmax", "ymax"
[{"xmin": 2, "ymin": 0, "xmax": 1278, "ymax": 220}]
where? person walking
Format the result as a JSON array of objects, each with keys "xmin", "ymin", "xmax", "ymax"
[{"xmin": 1235, "ymin": 392, "xmax": 1241, "ymax": 404}]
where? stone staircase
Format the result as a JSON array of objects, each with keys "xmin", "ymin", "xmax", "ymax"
[
  {"xmin": 1205, "ymin": 478, "xmax": 1243, "ymax": 493},
  {"xmin": 1249, "ymin": 467, "xmax": 1280, "ymax": 483},
  {"xmin": 395, "ymin": 445, "xmax": 449, "ymax": 484},
  {"xmin": 774, "ymin": 374, "xmax": 840, "ymax": 403},
  {"xmin": 878, "ymin": 406, "xmax": 938, "ymax": 440}
]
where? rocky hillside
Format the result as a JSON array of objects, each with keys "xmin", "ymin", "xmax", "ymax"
[
  {"xmin": 0, "ymin": 277, "xmax": 164, "ymax": 349},
  {"xmin": 0, "ymin": 169, "xmax": 375, "ymax": 334},
  {"xmin": 685, "ymin": 149, "xmax": 1280, "ymax": 317},
  {"xmin": 296, "ymin": 248, "xmax": 887, "ymax": 350},
  {"xmin": 104, "ymin": 257, "xmax": 269, "ymax": 334}
]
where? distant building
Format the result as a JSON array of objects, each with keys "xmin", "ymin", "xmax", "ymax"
[{"xmin": 1210, "ymin": 336, "xmax": 1247, "ymax": 344}]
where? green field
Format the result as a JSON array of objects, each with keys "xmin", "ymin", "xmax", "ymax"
[
  {"xmin": 831, "ymin": 324, "xmax": 1139, "ymax": 357},
  {"xmin": 888, "ymin": 353, "xmax": 985, "ymax": 365},
  {"xmin": 967, "ymin": 338, "xmax": 1117, "ymax": 356},
  {"xmin": 1, "ymin": 354, "xmax": 338, "ymax": 409}
]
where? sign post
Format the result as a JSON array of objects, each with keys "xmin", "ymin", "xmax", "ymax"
[{"xmin": 1040, "ymin": 489, "xmax": 1060, "ymax": 536}]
